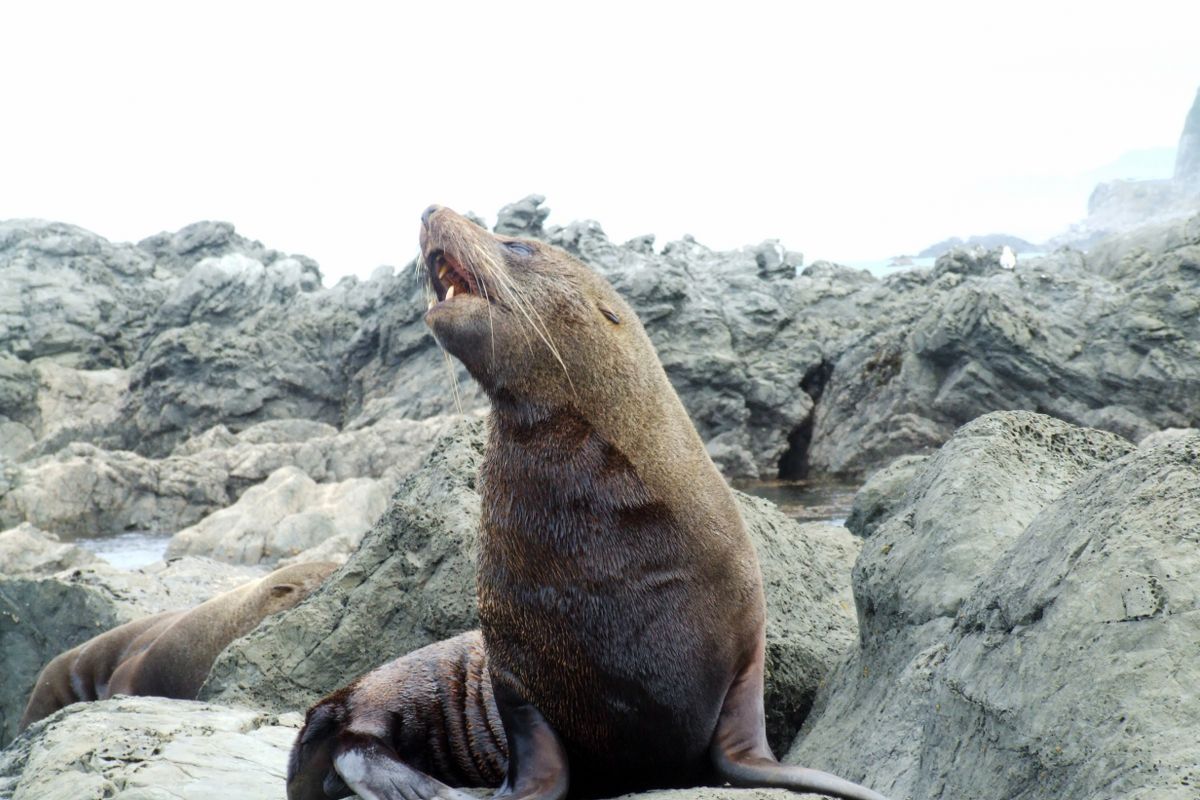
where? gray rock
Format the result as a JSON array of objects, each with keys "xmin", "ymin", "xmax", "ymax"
[
  {"xmin": 0, "ymin": 523, "xmax": 98, "ymax": 576},
  {"xmin": 165, "ymin": 466, "xmax": 390, "ymax": 565},
  {"xmin": 1137, "ymin": 426, "xmax": 1195, "ymax": 450},
  {"xmin": 0, "ymin": 558, "xmax": 261, "ymax": 746},
  {"xmin": 0, "ymin": 697, "xmax": 299, "ymax": 800},
  {"xmin": 199, "ymin": 417, "xmax": 486, "ymax": 712},
  {"xmin": 1174, "ymin": 86, "xmax": 1200, "ymax": 187},
  {"xmin": 616, "ymin": 790, "xmax": 822, "ymax": 800},
  {"xmin": 0, "ymin": 442, "xmax": 232, "ymax": 537},
  {"xmin": 917, "ymin": 234, "xmax": 1038, "ymax": 259},
  {"xmin": 0, "ymin": 221, "xmax": 165, "ymax": 368},
  {"xmin": 494, "ymin": 194, "xmax": 550, "ymax": 237},
  {"xmin": 843, "ymin": 455, "xmax": 928, "ymax": 537},
  {"xmin": 786, "ymin": 412, "xmax": 1200, "ymax": 800},
  {"xmin": 9, "ymin": 199, "xmax": 1200, "ymax": 485},
  {"xmin": 201, "ymin": 419, "xmax": 861, "ymax": 755},
  {"xmin": 1051, "ymin": 86, "xmax": 1200, "ymax": 246},
  {"xmin": 0, "ymin": 413, "xmax": 459, "ymax": 539}
]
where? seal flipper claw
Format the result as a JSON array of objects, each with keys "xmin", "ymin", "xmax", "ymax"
[
  {"xmin": 710, "ymin": 639, "xmax": 891, "ymax": 800},
  {"xmin": 333, "ymin": 740, "xmax": 478, "ymax": 800}
]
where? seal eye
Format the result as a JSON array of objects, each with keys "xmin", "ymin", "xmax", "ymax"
[
  {"xmin": 504, "ymin": 241, "xmax": 535, "ymax": 257},
  {"xmin": 600, "ymin": 307, "xmax": 621, "ymax": 325}
]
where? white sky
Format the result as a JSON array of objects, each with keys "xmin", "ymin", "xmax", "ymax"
[{"xmin": 3, "ymin": 1, "xmax": 1199, "ymax": 280}]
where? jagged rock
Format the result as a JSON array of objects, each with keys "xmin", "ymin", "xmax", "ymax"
[
  {"xmin": 0, "ymin": 442, "xmax": 232, "ymax": 537},
  {"xmin": 918, "ymin": 233, "xmax": 1038, "ymax": 259},
  {"xmin": 1138, "ymin": 426, "xmax": 1195, "ymax": 450},
  {"xmin": 1173, "ymin": 86, "xmax": 1200, "ymax": 188},
  {"xmin": 165, "ymin": 466, "xmax": 389, "ymax": 565},
  {"xmin": 787, "ymin": 412, "xmax": 1200, "ymax": 800},
  {"xmin": 808, "ymin": 222, "xmax": 1200, "ymax": 474},
  {"xmin": 0, "ymin": 523, "xmax": 98, "ymax": 576},
  {"xmin": 0, "ymin": 413, "xmax": 460, "ymax": 539},
  {"xmin": 201, "ymin": 419, "xmax": 860, "ymax": 754},
  {"xmin": 23, "ymin": 360, "xmax": 129, "ymax": 459},
  {"xmin": 0, "ymin": 221, "xmax": 166, "ymax": 369},
  {"xmin": 494, "ymin": 193, "xmax": 550, "ymax": 236},
  {"xmin": 0, "ymin": 697, "xmax": 300, "ymax": 800},
  {"xmin": 1051, "ymin": 86, "xmax": 1200, "ymax": 247},
  {"xmin": 843, "ymin": 454, "xmax": 928, "ymax": 537},
  {"xmin": 0, "ymin": 558, "xmax": 262, "ymax": 746}
]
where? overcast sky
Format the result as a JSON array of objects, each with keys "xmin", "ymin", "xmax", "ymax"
[{"xmin": 3, "ymin": 1, "xmax": 1199, "ymax": 280}]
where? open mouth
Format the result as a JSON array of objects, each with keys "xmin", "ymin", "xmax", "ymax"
[{"xmin": 425, "ymin": 249, "xmax": 479, "ymax": 305}]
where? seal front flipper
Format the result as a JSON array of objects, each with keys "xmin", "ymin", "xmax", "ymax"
[
  {"xmin": 333, "ymin": 738, "xmax": 478, "ymax": 800},
  {"xmin": 710, "ymin": 638, "xmax": 891, "ymax": 800},
  {"xmin": 491, "ymin": 682, "xmax": 568, "ymax": 800}
]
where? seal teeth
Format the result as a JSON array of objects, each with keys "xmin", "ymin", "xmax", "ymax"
[{"xmin": 446, "ymin": 284, "xmax": 456, "ymax": 299}]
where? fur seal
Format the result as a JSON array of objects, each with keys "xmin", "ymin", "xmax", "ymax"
[
  {"xmin": 18, "ymin": 560, "xmax": 337, "ymax": 731},
  {"xmin": 286, "ymin": 207, "xmax": 888, "ymax": 800}
]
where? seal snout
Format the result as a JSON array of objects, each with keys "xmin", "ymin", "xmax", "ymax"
[{"xmin": 421, "ymin": 204, "xmax": 442, "ymax": 226}]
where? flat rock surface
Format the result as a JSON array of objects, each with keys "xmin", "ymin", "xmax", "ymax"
[{"xmin": 0, "ymin": 697, "xmax": 300, "ymax": 800}]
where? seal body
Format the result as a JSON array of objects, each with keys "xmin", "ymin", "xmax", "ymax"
[
  {"xmin": 477, "ymin": 406, "xmax": 758, "ymax": 794},
  {"xmin": 286, "ymin": 207, "xmax": 889, "ymax": 800},
  {"xmin": 18, "ymin": 560, "xmax": 337, "ymax": 731}
]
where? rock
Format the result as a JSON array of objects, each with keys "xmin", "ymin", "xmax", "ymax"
[
  {"xmin": 0, "ymin": 221, "xmax": 165, "ymax": 369},
  {"xmin": 808, "ymin": 222, "xmax": 1200, "ymax": 474},
  {"xmin": 0, "ymin": 413, "xmax": 459, "ymax": 539},
  {"xmin": 0, "ymin": 442, "xmax": 232, "ymax": 537},
  {"xmin": 1138, "ymin": 426, "xmax": 1195, "ymax": 450},
  {"xmin": 917, "ymin": 234, "xmax": 1038, "ymax": 259},
  {"xmin": 0, "ymin": 558, "xmax": 262, "ymax": 746},
  {"xmin": 201, "ymin": 419, "xmax": 861, "ymax": 754},
  {"xmin": 24, "ymin": 360, "xmax": 129, "ymax": 459},
  {"xmin": 198, "ymin": 418, "xmax": 486, "ymax": 713},
  {"xmin": 0, "ymin": 697, "xmax": 299, "ymax": 800},
  {"xmin": 616, "ymin": 790, "xmax": 820, "ymax": 800},
  {"xmin": 843, "ymin": 454, "xmax": 928, "ymax": 537},
  {"xmin": 0, "ymin": 523, "xmax": 98, "ymax": 576},
  {"xmin": 1174, "ymin": 86, "xmax": 1200, "ymax": 188},
  {"xmin": 786, "ymin": 412, "xmax": 1200, "ymax": 800},
  {"xmin": 1051, "ymin": 85, "xmax": 1200, "ymax": 247},
  {"xmin": 165, "ymin": 467, "xmax": 390, "ymax": 565},
  {"xmin": 6, "ymin": 196, "xmax": 1200, "ymax": 490},
  {"xmin": 494, "ymin": 194, "xmax": 550, "ymax": 237}
]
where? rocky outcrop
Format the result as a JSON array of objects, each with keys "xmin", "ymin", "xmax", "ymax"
[
  {"xmin": 6, "ymin": 199, "xmax": 1200, "ymax": 502},
  {"xmin": 0, "ymin": 558, "xmax": 261, "ymax": 746},
  {"xmin": 917, "ymin": 233, "xmax": 1037, "ymax": 258},
  {"xmin": 0, "ymin": 524, "xmax": 98, "ymax": 576},
  {"xmin": 787, "ymin": 412, "xmax": 1200, "ymax": 800},
  {"xmin": 201, "ymin": 419, "xmax": 861, "ymax": 754},
  {"xmin": 0, "ymin": 697, "xmax": 300, "ymax": 800},
  {"xmin": 165, "ymin": 466, "xmax": 389, "ymax": 565},
  {"xmin": 1052, "ymin": 85, "xmax": 1200, "ymax": 247},
  {"xmin": 1174, "ymin": 86, "xmax": 1200, "ymax": 188},
  {"xmin": 842, "ymin": 454, "xmax": 927, "ymax": 537},
  {"xmin": 0, "ymin": 413, "xmax": 458, "ymax": 540}
]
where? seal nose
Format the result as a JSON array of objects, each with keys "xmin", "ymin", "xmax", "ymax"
[{"xmin": 421, "ymin": 205, "xmax": 442, "ymax": 226}]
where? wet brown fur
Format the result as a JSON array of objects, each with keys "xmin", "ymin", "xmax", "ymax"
[
  {"xmin": 287, "ymin": 632, "xmax": 507, "ymax": 800},
  {"xmin": 18, "ymin": 561, "xmax": 337, "ymax": 731}
]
